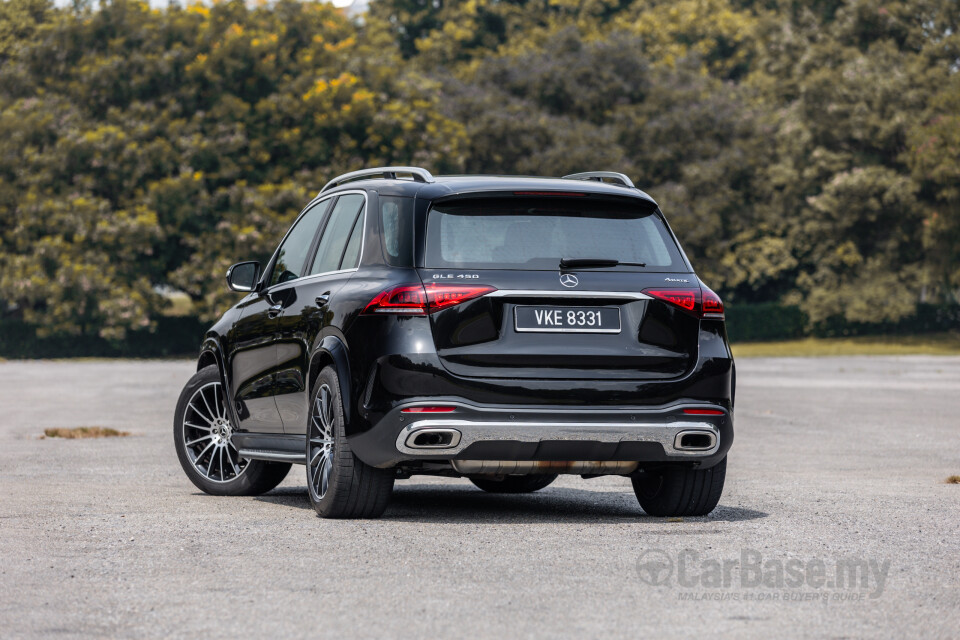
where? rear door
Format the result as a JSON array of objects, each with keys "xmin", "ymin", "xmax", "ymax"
[{"xmin": 418, "ymin": 195, "xmax": 701, "ymax": 380}]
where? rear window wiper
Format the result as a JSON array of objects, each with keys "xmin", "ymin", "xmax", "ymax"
[{"xmin": 559, "ymin": 258, "xmax": 646, "ymax": 269}]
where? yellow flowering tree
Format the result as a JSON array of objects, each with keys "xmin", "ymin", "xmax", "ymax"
[{"xmin": 0, "ymin": 0, "xmax": 465, "ymax": 335}]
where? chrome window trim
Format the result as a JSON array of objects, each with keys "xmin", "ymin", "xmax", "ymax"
[{"xmin": 266, "ymin": 268, "xmax": 360, "ymax": 293}]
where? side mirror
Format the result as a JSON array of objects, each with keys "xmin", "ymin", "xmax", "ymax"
[{"xmin": 226, "ymin": 261, "xmax": 261, "ymax": 292}]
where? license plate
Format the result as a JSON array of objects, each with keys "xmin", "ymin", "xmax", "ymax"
[{"xmin": 514, "ymin": 306, "xmax": 621, "ymax": 333}]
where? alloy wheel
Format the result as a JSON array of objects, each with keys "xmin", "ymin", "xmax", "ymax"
[
  {"xmin": 308, "ymin": 384, "xmax": 336, "ymax": 500},
  {"xmin": 182, "ymin": 381, "xmax": 248, "ymax": 483}
]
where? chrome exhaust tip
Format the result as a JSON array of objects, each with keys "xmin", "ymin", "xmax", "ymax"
[
  {"xmin": 404, "ymin": 428, "xmax": 462, "ymax": 449},
  {"xmin": 673, "ymin": 430, "xmax": 718, "ymax": 451}
]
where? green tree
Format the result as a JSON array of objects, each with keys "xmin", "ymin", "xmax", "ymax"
[
  {"xmin": 908, "ymin": 73, "xmax": 960, "ymax": 303},
  {"xmin": 0, "ymin": 0, "xmax": 49, "ymax": 59},
  {"xmin": 435, "ymin": 27, "xmax": 769, "ymax": 293},
  {"xmin": 0, "ymin": 0, "xmax": 465, "ymax": 337},
  {"xmin": 2, "ymin": 0, "xmax": 958, "ymax": 342},
  {"xmin": 742, "ymin": 0, "xmax": 960, "ymax": 323}
]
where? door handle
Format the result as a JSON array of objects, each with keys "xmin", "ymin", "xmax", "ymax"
[
  {"xmin": 267, "ymin": 303, "xmax": 283, "ymax": 318},
  {"xmin": 315, "ymin": 292, "xmax": 331, "ymax": 306}
]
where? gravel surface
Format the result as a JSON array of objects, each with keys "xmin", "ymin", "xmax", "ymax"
[{"xmin": 1, "ymin": 357, "xmax": 958, "ymax": 638}]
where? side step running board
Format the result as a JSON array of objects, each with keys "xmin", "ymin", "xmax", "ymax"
[{"xmin": 237, "ymin": 449, "xmax": 306, "ymax": 464}]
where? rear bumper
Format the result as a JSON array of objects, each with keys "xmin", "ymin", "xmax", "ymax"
[{"xmin": 349, "ymin": 400, "xmax": 733, "ymax": 470}]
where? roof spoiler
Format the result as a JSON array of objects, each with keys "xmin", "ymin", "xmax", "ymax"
[
  {"xmin": 562, "ymin": 171, "xmax": 635, "ymax": 189},
  {"xmin": 320, "ymin": 166, "xmax": 435, "ymax": 194}
]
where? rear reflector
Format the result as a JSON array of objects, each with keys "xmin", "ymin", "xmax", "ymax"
[
  {"xmin": 363, "ymin": 283, "xmax": 497, "ymax": 315},
  {"xmin": 401, "ymin": 406, "xmax": 456, "ymax": 413},
  {"xmin": 683, "ymin": 408, "xmax": 724, "ymax": 415}
]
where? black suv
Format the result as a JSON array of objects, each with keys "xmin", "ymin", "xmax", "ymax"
[{"xmin": 173, "ymin": 167, "xmax": 734, "ymax": 519}]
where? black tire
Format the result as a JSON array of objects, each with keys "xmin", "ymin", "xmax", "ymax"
[
  {"xmin": 307, "ymin": 367, "xmax": 394, "ymax": 518},
  {"xmin": 174, "ymin": 365, "xmax": 291, "ymax": 496},
  {"xmin": 631, "ymin": 457, "xmax": 726, "ymax": 517},
  {"xmin": 469, "ymin": 474, "xmax": 558, "ymax": 493}
]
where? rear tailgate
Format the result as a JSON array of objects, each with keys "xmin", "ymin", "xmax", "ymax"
[{"xmin": 418, "ymin": 195, "xmax": 701, "ymax": 380}]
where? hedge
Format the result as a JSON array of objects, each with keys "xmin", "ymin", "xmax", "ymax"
[
  {"xmin": 726, "ymin": 302, "xmax": 960, "ymax": 343},
  {"xmin": 0, "ymin": 316, "xmax": 206, "ymax": 359},
  {"xmin": 724, "ymin": 303, "xmax": 806, "ymax": 342}
]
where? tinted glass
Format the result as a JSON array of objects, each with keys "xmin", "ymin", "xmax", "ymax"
[
  {"xmin": 380, "ymin": 196, "xmax": 414, "ymax": 267},
  {"xmin": 425, "ymin": 198, "xmax": 685, "ymax": 271},
  {"xmin": 339, "ymin": 214, "xmax": 363, "ymax": 270},
  {"xmin": 310, "ymin": 194, "xmax": 364, "ymax": 275},
  {"xmin": 269, "ymin": 200, "xmax": 331, "ymax": 287}
]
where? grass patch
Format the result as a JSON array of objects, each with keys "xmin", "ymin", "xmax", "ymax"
[
  {"xmin": 42, "ymin": 427, "xmax": 130, "ymax": 439},
  {"xmin": 162, "ymin": 291, "xmax": 194, "ymax": 317},
  {"xmin": 731, "ymin": 332, "xmax": 960, "ymax": 358},
  {"xmin": 946, "ymin": 476, "xmax": 960, "ymax": 485}
]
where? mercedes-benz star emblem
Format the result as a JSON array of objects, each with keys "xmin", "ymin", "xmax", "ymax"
[{"xmin": 559, "ymin": 273, "xmax": 579, "ymax": 288}]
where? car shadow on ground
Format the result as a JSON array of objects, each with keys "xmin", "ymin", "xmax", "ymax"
[{"xmin": 253, "ymin": 484, "xmax": 768, "ymax": 524}]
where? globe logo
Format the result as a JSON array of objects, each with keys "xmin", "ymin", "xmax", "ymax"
[{"xmin": 636, "ymin": 550, "xmax": 674, "ymax": 586}]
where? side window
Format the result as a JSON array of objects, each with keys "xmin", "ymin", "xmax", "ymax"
[
  {"xmin": 339, "ymin": 214, "xmax": 363, "ymax": 270},
  {"xmin": 310, "ymin": 194, "xmax": 364, "ymax": 275},
  {"xmin": 380, "ymin": 196, "xmax": 414, "ymax": 267},
  {"xmin": 269, "ymin": 199, "xmax": 331, "ymax": 287}
]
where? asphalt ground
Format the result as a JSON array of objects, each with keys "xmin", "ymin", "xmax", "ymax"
[{"xmin": 1, "ymin": 357, "xmax": 958, "ymax": 638}]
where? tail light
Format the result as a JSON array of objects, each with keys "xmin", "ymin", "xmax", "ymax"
[
  {"xmin": 643, "ymin": 282, "xmax": 724, "ymax": 319},
  {"xmin": 643, "ymin": 289, "xmax": 700, "ymax": 312},
  {"xmin": 401, "ymin": 406, "xmax": 456, "ymax": 413},
  {"xmin": 363, "ymin": 283, "xmax": 497, "ymax": 315},
  {"xmin": 700, "ymin": 283, "xmax": 724, "ymax": 319}
]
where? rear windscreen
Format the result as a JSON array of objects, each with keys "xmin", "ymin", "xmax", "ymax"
[{"xmin": 424, "ymin": 198, "xmax": 686, "ymax": 271}]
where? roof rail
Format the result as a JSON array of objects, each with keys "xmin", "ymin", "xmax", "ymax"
[
  {"xmin": 562, "ymin": 171, "xmax": 635, "ymax": 189},
  {"xmin": 320, "ymin": 166, "xmax": 435, "ymax": 193}
]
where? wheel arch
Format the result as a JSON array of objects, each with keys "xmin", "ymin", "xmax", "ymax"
[
  {"xmin": 309, "ymin": 335, "xmax": 353, "ymax": 430},
  {"xmin": 198, "ymin": 335, "xmax": 243, "ymax": 428},
  {"xmin": 197, "ymin": 349, "xmax": 218, "ymax": 371}
]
